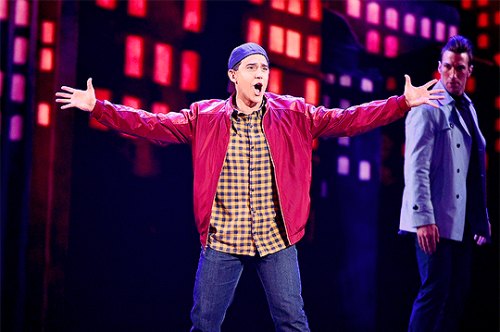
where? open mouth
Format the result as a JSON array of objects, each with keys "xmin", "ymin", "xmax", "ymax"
[{"xmin": 254, "ymin": 83, "xmax": 263, "ymax": 94}]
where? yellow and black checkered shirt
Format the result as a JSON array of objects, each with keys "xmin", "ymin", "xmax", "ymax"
[{"xmin": 207, "ymin": 104, "xmax": 288, "ymax": 256}]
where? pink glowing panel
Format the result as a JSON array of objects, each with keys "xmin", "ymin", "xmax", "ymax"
[
  {"xmin": 366, "ymin": 30, "xmax": 380, "ymax": 54},
  {"xmin": 10, "ymin": 114, "xmax": 23, "ymax": 141},
  {"xmin": 477, "ymin": 33, "xmax": 489, "ymax": 49},
  {"xmin": 270, "ymin": 0, "xmax": 286, "ymax": 11},
  {"xmin": 347, "ymin": 0, "xmax": 361, "ymax": 18},
  {"xmin": 154, "ymin": 43, "xmax": 172, "ymax": 86},
  {"xmin": 366, "ymin": 2, "xmax": 380, "ymax": 25},
  {"xmin": 420, "ymin": 17, "xmax": 431, "ymax": 39},
  {"xmin": 0, "ymin": 0, "xmax": 7, "ymax": 21},
  {"xmin": 15, "ymin": 0, "xmax": 29, "ymax": 26},
  {"xmin": 337, "ymin": 156, "xmax": 350, "ymax": 176},
  {"xmin": 435, "ymin": 21, "xmax": 446, "ymax": 42},
  {"xmin": 183, "ymin": 0, "xmax": 202, "ymax": 33},
  {"xmin": 308, "ymin": 0, "xmax": 322, "ymax": 21},
  {"xmin": 269, "ymin": 25, "xmax": 285, "ymax": 54},
  {"xmin": 180, "ymin": 50, "xmax": 200, "ymax": 92},
  {"xmin": 95, "ymin": 0, "xmax": 117, "ymax": 10},
  {"xmin": 339, "ymin": 74, "xmax": 352, "ymax": 87},
  {"xmin": 384, "ymin": 35, "xmax": 398, "ymax": 58},
  {"xmin": 286, "ymin": 30, "xmax": 301, "ymax": 59},
  {"xmin": 37, "ymin": 102, "xmax": 50, "ymax": 127},
  {"xmin": 477, "ymin": 12, "xmax": 488, "ymax": 27},
  {"xmin": 128, "ymin": 0, "xmax": 146, "ymax": 17},
  {"xmin": 449, "ymin": 25, "xmax": 458, "ymax": 37},
  {"xmin": 13, "ymin": 37, "xmax": 28, "ymax": 64},
  {"xmin": 268, "ymin": 68, "xmax": 282, "ymax": 94},
  {"xmin": 247, "ymin": 19, "xmax": 263, "ymax": 45},
  {"xmin": 288, "ymin": 0, "xmax": 302, "ymax": 15},
  {"xmin": 152, "ymin": 102, "xmax": 169, "ymax": 114},
  {"xmin": 404, "ymin": 14, "xmax": 416, "ymax": 35},
  {"xmin": 360, "ymin": 77, "xmax": 373, "ymax": 93},
  {"xmin": 385, "ymin": 7, "xmax": 399, "ymax": 30},
  {"xmin": 39, "ymin": 48, "xmax": 54, "ymax": 71},
  {"xmin": 359, "ymin": 160, "xmax": 371, "ymax": 181},
  {"xmin": 304, "ymin": 78, "xmax": 319, "ymax": 105},
  {"xmin": 11, "ymin": 74, "xmax": 25, "ymax": 102},
  {"xmin": 249, "ymin": 0, "xmax": 264, "ymax": 4},
  {"xmin": 306, "ymin": 36, "xmax": 321, "ymax": 64},
  {"xmin": 41, "ymin": 21, "xmax": 55, "ymax": 44},
  {"xmin": 125, "ymin": 36, "xmax": 144, "ymax": 77}
]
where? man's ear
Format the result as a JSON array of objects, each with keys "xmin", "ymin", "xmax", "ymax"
[
  {"xmin": 437, "ymin": 61, "xmax": 442, "ymax": 74},
  {"xmin": 228, "ymin": 69, "xmax": 236, "ymax": 83}
]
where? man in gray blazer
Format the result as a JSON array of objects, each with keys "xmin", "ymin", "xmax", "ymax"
[{"xmin": 399, "ymin": 35, "xmax": 491, "ymax": 332}]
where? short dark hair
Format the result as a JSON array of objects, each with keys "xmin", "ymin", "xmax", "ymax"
[{"xmin": 441, "ymin": 35, "xmax": 474, "ymax": 66}]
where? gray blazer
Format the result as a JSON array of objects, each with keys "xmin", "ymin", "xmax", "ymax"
[{"xmin": 399, "ymin": 80, "xmax": 489, "ymax": 241}]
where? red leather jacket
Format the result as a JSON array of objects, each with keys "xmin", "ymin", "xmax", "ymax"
[{"xmin": 91, "ymin": 92, "xmax": 409, "ymax": 247}]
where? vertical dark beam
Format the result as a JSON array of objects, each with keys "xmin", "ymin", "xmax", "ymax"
[{"xmin": 26, "ymin": 0, "xmax": 77, "ymax": 331}]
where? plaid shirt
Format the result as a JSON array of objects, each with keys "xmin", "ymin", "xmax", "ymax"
[{"xmin": 208, "ymin": 104, "xmax": 288, "ymax": 256}]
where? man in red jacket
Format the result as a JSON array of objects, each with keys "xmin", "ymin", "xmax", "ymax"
[{"xmin": 57, "ymin": 43, "xmax": 443, "ymax": 332}]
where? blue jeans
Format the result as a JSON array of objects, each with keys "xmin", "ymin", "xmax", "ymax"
[
  {"xmin": 190, "ymin": 245, "xmax": 310, "ymax": 332},
  {"xmin": 408, "ymin": 231, "xmax": 473, "ymax": 332}
]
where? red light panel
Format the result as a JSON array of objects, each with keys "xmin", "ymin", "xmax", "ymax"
[
  {"xmin": 404, "ymin": 14, "xmax": 416, "ymax": 35},
  {"xmin": 435, "ymin": 21, "xmax": 446, "ymax": 42},
  {"xmin": 183, "ymin": 0, "xmax": 202, "ymax": 33},
  {"xmin": 128, "ymin": 0, "xmax": 146, "ymax": 17},
  {"xmin": 477, "ymin": 12, "xmax": 488, "ymax": 28},
  {"xmin": 366, "ymin": 2, "xmax": 380, "ymax": 25},
  {"xmin": 247, "ymin": 19, "xmax": 263, "ymax": 45},
  {"xmin": 308, "ymin": 0, "xmax": 322, "ymax": 21},
  {"xmin": 477, "ymin": 33, "xmax": 489, "ymax": 49},
  {"xmin": 37, "ymin": 102, "xmax": 51, "ymax": 127},
  {"xmin": 385, "ymin": 8, "xmax": 399, "ymax": 30},
  {"xmin": 465, "ymin": 76, "xmax": 476, "ymax": 93},
  {"xmin": 268, "ymin": 68, "xmax": 282, "ymax": 94},
  {"xmin": 269, "ymin": 25, "xmax": 285, "ymax": 54},
  {"xmin": 288, "ymin": 0, "xmax": 302, "ymax": 15},
  {"xmin": 384, "ymin": 36, "xmax": 399, "ymax": 58},
  {"xmin": 306, "ymin": 36, "xmax": 321, "ymax": 64},
  {"xmin": 13, "ymin": 37, "xmax": 28, "ymax": 65},
  {"xmin": 366, "ymin": 30, "xmax": 380, "ymax": 54},
  {"xmin": 420, "ymin": 17, "xmax": 431, "ymax": 39},
  {"xmin": 96, "ymin": 0, "xmax": 117, "ymax": 10},
  {"xmin": 125, "ymin": 36, "xmax": 144, "ymax": 77},
  {"xmin": 15, "ymin": 0, "xmax": 29, "ymax": 26},
  {"xmin": 152, "ymin": 102, "xmax": 169, "ymax": 114},
  {"xmin": 305, "ymin": 78, "xmax": 319, "ymax": 105},
  {"xmin": 0, "ymin": 0, "xmax": 7, "ymax": 21},
  {"xmin": 347, "ymin": 0, "xmax": 361, "ymax": 18},
  {"xmin": 41, "ymin": 21, "xmax": 55, "ymax": 44},
  {"xmin": 271, "ymin": 0, "xmax": 286, "ymax": 11},
  {"xmin": 40, "ymin": 48, "xmax": 54, "ymax": 71},
  {"xmin": 154, "ymin": 43, "xmax": 172, "ymax": 86},
  {"xmin": 286, "ymin": 30, "xmax": 301, "ymax": 59},
  {"xmin": 180, "ymin": 50, "xmax": 200, "ymax": 92},
  {"xmin": 461, "ymin": 0, "xmax": 472, "ymax": 10}
]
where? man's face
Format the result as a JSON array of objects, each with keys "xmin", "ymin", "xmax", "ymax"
[
  {"xmin": 438, "ymin": 50, "xmax": 473, "ymax": 96},
  {"xmin": 228, "ymin": 54, "xmax": 269, "ymax": 108}
]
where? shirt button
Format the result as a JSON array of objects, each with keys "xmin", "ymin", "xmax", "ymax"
[
  {"xmin": 450, "ymin": 123, "xmax": 454, "ymax": 128},
  {"xmin": 457, "ymin": 169, "xmax": 460, "ymax": 173},
  {"xmin": 456, "ymin": 194, "xmax": 460, "ymax": 199},
  {"xmin": 457, "ymin": 143, "xmax": 460, "ymax": 148}
]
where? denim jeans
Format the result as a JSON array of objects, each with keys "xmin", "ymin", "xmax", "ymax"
[
  {"xmin": 190, "ymin": 245, "xmax": 310, "ymax": 332},
  {"xmin": 408, "ymin": 231, "xmax": 473, "ymax": 332}
]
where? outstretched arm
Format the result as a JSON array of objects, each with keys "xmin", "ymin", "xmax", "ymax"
[
  {"xmin": 403, "ymin": 75, "xmax": 444, "ymax": 108},
  {"xmin": 55, "ymin": 77, "xmax": 97, "ymax": 112}
]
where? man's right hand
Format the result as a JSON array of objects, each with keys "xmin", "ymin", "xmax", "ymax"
[
  {"xmin": 417, "ymin": 224, "xmax": 440, "ymax": 255},
  {"xmin": 55, "ymin": 77, "xmax": 97, "ymax": 112}
]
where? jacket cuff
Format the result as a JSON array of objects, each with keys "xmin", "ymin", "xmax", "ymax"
[
  {"xmin": 397, "ymin": 95, "xmax": 411, "ymax": 113},
  {"xmin": 91, "ymin": 99, "xmax": 104, "ymax": 119}
]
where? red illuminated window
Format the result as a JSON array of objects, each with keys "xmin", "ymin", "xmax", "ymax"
[
  {"xmin": 269, "ymin": 25, "xmax": 285, "ymax": 54},
  {"xmin": 420, "ymin": 17, "xmax": 431, "ymax": 39},
  {"xmin": 432, "ymin": 69, "xmax": 440, "ymax": 81},
  {"xmin": 15, "ymin": 0, "xmax": 29, "ymax": 26},
  {"xmin": 180, "ymin": 50, "xmax": 200, "ymax": 92},
  {"xmin": 39, "ymin": 48, "xmax": 54, "ymax": 71},
  {"xmin": 461, "ymin": 0, "xmax": 472, "ymax": 10},
  {"xmin": 496, "ymin": 96, "xmax": 500, "ymax": 110},
  {"xmin": 89, "ymin": 88, "xmax": 112, "ymax": 130},
  {"xmin": 123, "ymin": 96, "xmax": 141, "ymax": 108},
  {"xmin": 305, "ymin": 78, "xmax": 319, "ymax": 105},
  {"xmin": 42, "ymin": 21, "xmax": 55, "ymax": 44},
  {"xmin": 249, "ymin": 0, "xmax": 264, "ymax": 4},
  {"xmin": 308, "ymin": 0, "xmax": 322, "ymax": 21},
  {"xmin": 306, "ymin": 36, "xmax": 321, "ymax": 64},
  {"xmin": 268, "ymin": 68, "xmax": 282, "ymax": 94},
  {"xmin": 96, "ymin": 0, "xmax": 117, "ymax": 10},
  {"xmin": 384, "ymin": 36, "xmax": 398, "ymax": 58},
  {"xmin": 386, "ymin": 76, "xmax": 397, "ymax": 91},
  {"xmin": 154, "ymin": 43, "xmax": 172, "ymax": 86},
  {"xmin": 13, "ymin": 37, "xmax": 28, "ymax": 65},
  {"xmin": 347, "ymin": 0, "xmax": 361, "ymax": 18},
  {"xmin": 477, "ymin": 12, "xmax": 488, "ymax": 28},
  {"xmin": 152, "ymin": 102, "xmax": 169, "ymax": 114},
  {"xmin": 184, "ymin": 0, "xmax": 203, "ymax": 33},
  {"xmin": 288, "ymin": 0, "xmax": 302, "ymax": 15},
  {"xmin": 125, "ymin": 36, "xmax": 144, "ymax": 77},
  {"xmin": 477, "ymin": 33, "xmax": 489, "ymax": 49},
  {"xmin": 478, "ymin": 0, "xmax": 488, "ymax": 6},
  {"xmin": 435, "ymin": 21, "xmax": 446, "ymax": 42},
  {"xmin": 0, "ymin": 0, "xmax": 7, "ymax": 21},
  {"xmin": 286, "ymin": 30, "xmax": 301, "ymax": 59},
  {"xmin": 404, "ymin": 14, "xmax": 416, "ymax": 35},
  {"xmin": 495, "ymin": 117, "xmax": 500, "ymax": 132},
  {"xmin": 385, "ymin": 8, "xmax": 399, "ymax": 30},
  {"xmin": 37, "ymin": 102, "xmax": 50, "ymax": 127},
  {"xmin": 495, "ymin": 11, "xmax": 500, "ymax": 25},
  {"xmin": 270, "ymin": 0, "xmax": 286, "ymax": 11},
  {"xmin": 366, "ymin": 30, "xmax": 380, "ymax": 54},
  {"xmin": 366, "ymin": 2, "xmax": 380, "ymax": 25},
  {"xmin": 494, "ymin": 53, "xmax": 500, "ymax": 66},
  {"xmin": 128, "ymin": 0, "xmax": 146, "ymax": 17},
  {"xmin": 247, "ymin": 19, "xmax": 263, "ymax": 45},
  {"xmin": 465, "ymin": 76, "xmax": 476, "ymax": 93}
]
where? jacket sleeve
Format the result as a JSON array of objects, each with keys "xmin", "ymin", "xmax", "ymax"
[
  {"xmin": 308, "ymin": 95, "xmax": 409, "ymax": 138},
  {"xmin": 404, "ymin": 105, "xmax": 436, "ymax": 227},
  {"xmin": 91, "ymin": 100, "xmax": 195, "ymax": 145}
]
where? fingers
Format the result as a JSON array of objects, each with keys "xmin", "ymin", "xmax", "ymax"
[
  {"xmin": 425, "ymin": 100, "xmax": 440, "ymax": 109},
  {"xmin": 404, "ymin": 74, "xmax": 411, "ymax": 86},
  {"xmin": 55, "ymin": 92, "xmax": 73, "ymax": 98},
  {"xmin": 422, "ymin": 78, "xmax": 438, "ymax": 89},
  {"xmin": 87, "ymin": 77, "xmax": 93, "ymax": 91},
  {"xmin": 60, "ymin": 86, "xmax": 75, "ymax": 93}
]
